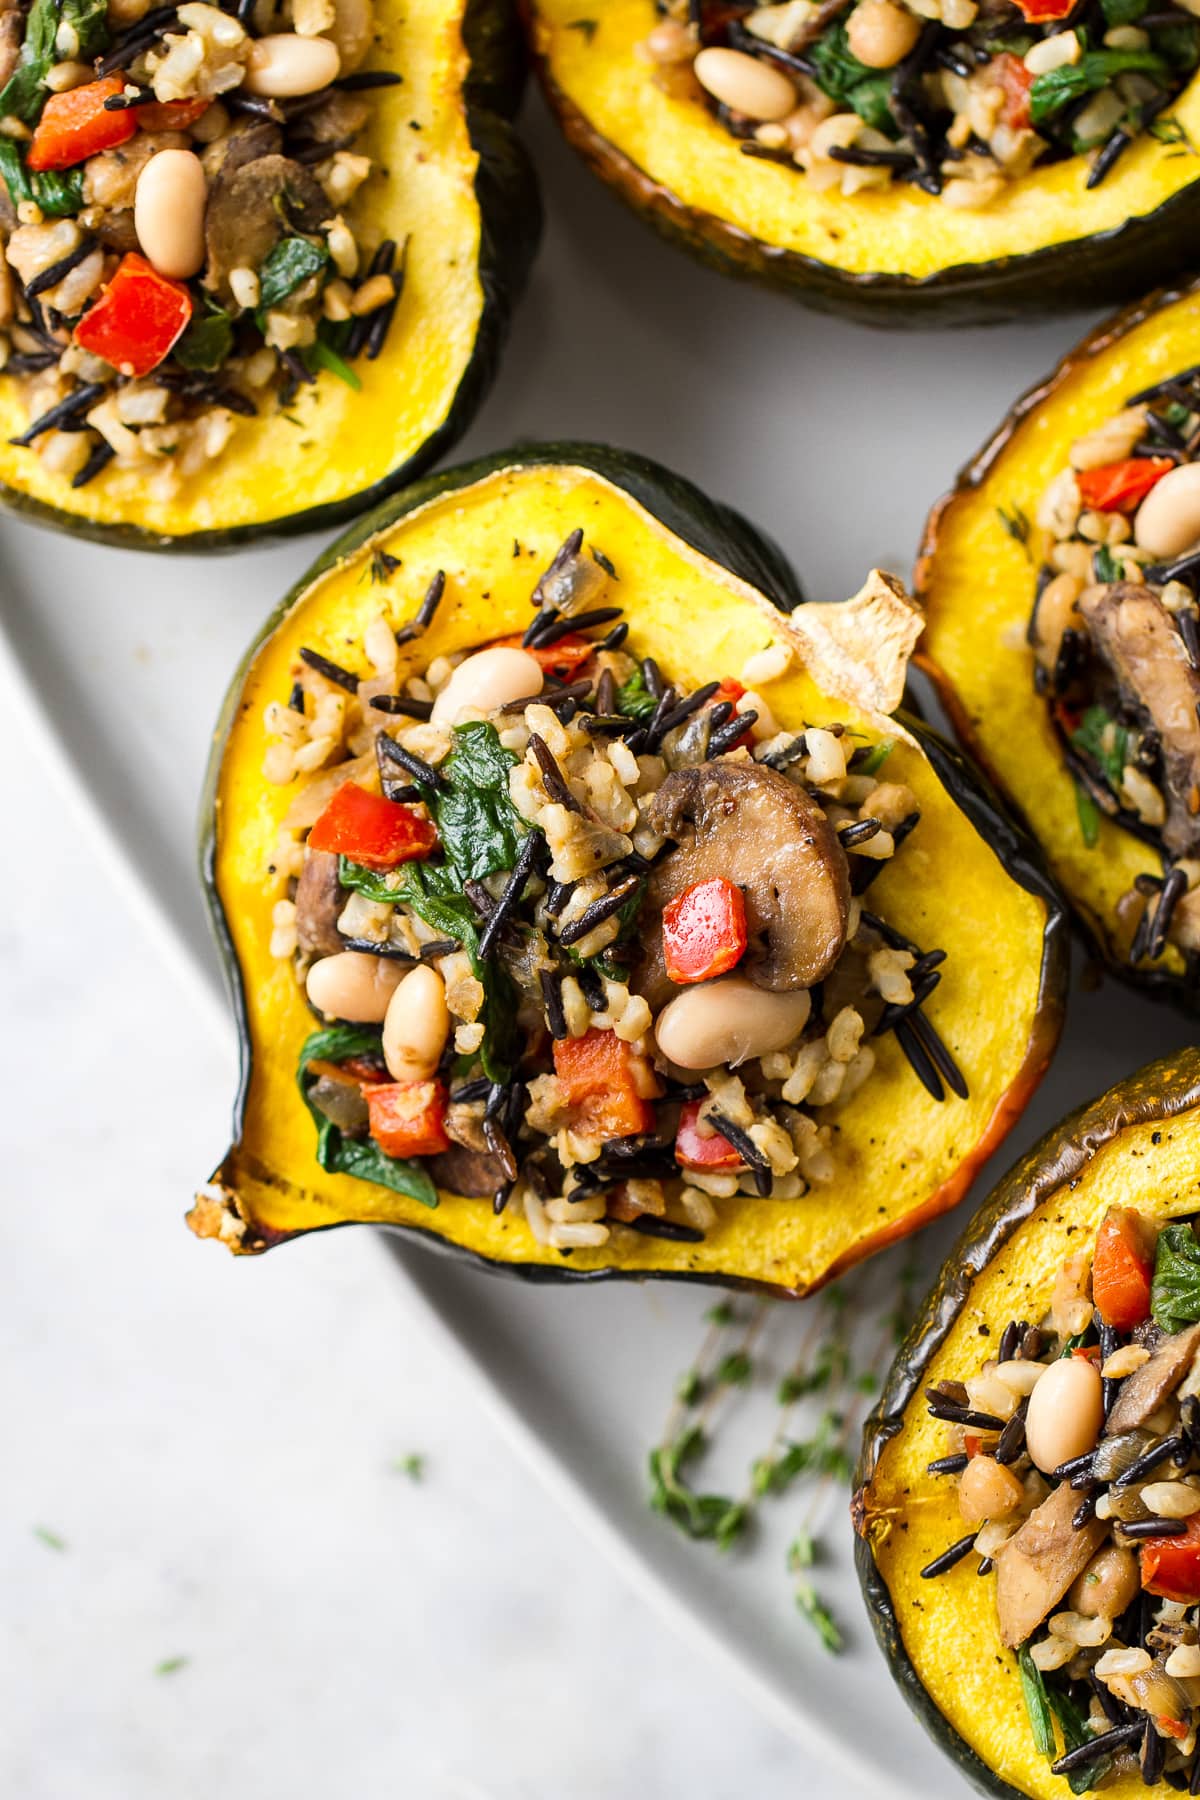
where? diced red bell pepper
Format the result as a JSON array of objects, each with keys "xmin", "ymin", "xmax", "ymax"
[
  {"xmin": 1092, "ymin": 1205, "xmax": 1156, "ymax": 1331},
  {"xmin": 1011, "ymin": 0, "xmax": 1072, "ymax": 20},
  {"xmin": 364, "ymin": 1079, "xmax": 450, "ymax": 1158},
  {"xmin": 709, "ymin": 677, "xmax": 754, "ymax": 752},
  {"xmin": 73, "ymin": 252, "xmax": 193, "ymax": 378},
  {"xmin": 27, "ymin": 75, "xmax": 137, "ymax": 171},
  {"xmin": 662, "ymin": 877, "xmax": 747, "ymax": 985},
  {"xmin": 134, "ymin": 96, "xmax": 212, "ymax": 131},
  {"xmin": 307, "ymin": 781, "xmax": 437, "ymax": 871},
  {"xmin": 1141, "ymin": 1516, "xmax": 1200, "ymax": 1603},
  {"xmin": 553, "ymin": 1028, "xmax": 656, "ymax": 1141},
  {"xmin": 992, "ymin": 52, "xmax": 1034, "ymax": 131},
  {"xmin": 1076, "ymin": 457, "xmax": 1174, "ymax": 514},
  {"xmin": 493, "ymin": 631, "xmax": 597, "ymax": 681},
  {"xmin": 675, "ymin": 1099, "xmax": 744, "ymax": 1171}
]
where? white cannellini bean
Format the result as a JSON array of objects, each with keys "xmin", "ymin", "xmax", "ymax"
[
  {"xmin": 654, "ymin": 978, "xmax": 811, "ymax": 1070},
  {"xmin": 1135, "ymin": 461, "xmax": 1200, "ymax": 560},
  {"xmin": 243, "ymin": 31, "xmax": 341, "ymax": 95},
  {"xmin": 1166, "ymin": 1644, "xmax": 1200, "ymax": 1679},
  {"xmin": 430, "ymin": 646, "xmax": 543, "ymax": 724},
  {"xmin": 306, "ymin": 950, "xmax": 405, "ymax": 1021},
  {"xmin": 1139, "ymin": 1481, "xmax": 1200, "ymax": 1519},
  {"xmin": 692, "ymin": 46, "xmax": 797, "ymax": 120},
  {"xmin": 134, "ymin": 149, "xmax": 207, "ymax": 279},
  {"xmin": 1023, "ymin": 1354, "xmax": 1104, "ymax": 1475},
  {"xmin": 381, "ymin": 964, "xmax": 450, "ymax": 1082}
]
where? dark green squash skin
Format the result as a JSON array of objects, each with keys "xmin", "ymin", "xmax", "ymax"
[
  {"xmin": 916, "ymin": 277, "xmax": 1200, "ymax": 1010},
  {"xmin": 198, "ymin": 441, "xmax": 1068, "ymax": 1282},
  {"xmin": 529, "ymin": 38, "xmax": 1200, "ymax": 327},
  {"xmin": 851, "ymin": 1047, "xmax": 1200, "ymax": 1800},
  {"xmin": 0, "ymin": 0, "xmax": 542, "ymax": 553}
]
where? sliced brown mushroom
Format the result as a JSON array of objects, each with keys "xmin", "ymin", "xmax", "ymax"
[
  {"xmin": 428, "ymin": 1146, "xmax": 506, "ymax": 1198},
  {"xmin": 204, "ymin": 153, "xmax": 330, "ymax": 301},
  {"xmin": 642, "ymin": 761, "xmax": 851, "ymax": 1001},
  {"xmin": 287, "ymin": 91, "xmax": 369, "ymax": 150},
  {"xmin": 994, "ymin": 1481, "xmax": 1108, "ymax": 1650},
  {"xmin": 1078, "ymin": 582, "xmax": 1200, "ymax": 857},
  {"xmin": 0, "ymin": 4, "xmax": 21, "ymax": 92},
  {"xmin": 1105, "ymin": 1321, "xmax": 1200, "ymax": 1435},
  {"xmin": 295, "ymin": 849, "xmax": 346, "ymax": 958}
]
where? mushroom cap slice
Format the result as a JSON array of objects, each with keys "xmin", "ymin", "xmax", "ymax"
[
  {"xmin": 994, "ymin": 1480, "xmax": 1107, "ymax": 1650},
  {"xmin": 1078, "ymin": 582, "xmax": 1200, "ymax": 858},
  {"xmin": 645, "ymin": 760, "xmax": 851, "ymax": 993},
  {"xmin": 1105, "ymin": 1320, "xmax": 1200, "ymax": 1435}
]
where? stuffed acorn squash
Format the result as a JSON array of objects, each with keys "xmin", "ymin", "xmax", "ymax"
[
  {"xmin": 525, "ymin": 0, "xmax": 1200, "ymax": 323},
  {"xmin": 918, "ymin": 279, "xmax": 1200, "ymax": 1008},
  {"xmin": 0, "ymin": 0, "xmax": 537, "ymax": 548},
  {"xmin": 189, "ymin": 442, "xmax": 1066, "ymax": 1294},
  {"xmin": 855, "ymin": 1047, "xmax": 1200, "ymax": 1800}
]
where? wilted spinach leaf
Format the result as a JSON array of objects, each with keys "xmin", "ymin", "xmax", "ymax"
[
  {"xmin": 1152, "ymin": 1222, "xmax": 1200, "ymax": 1330},
  {"xmin": 296, "ymin": 1025, "xmax": 438, "ymax": 1208}
]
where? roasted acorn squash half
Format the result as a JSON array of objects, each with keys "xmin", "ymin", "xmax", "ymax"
[
  {"xmin": 918, "ymin": 280, "xmax": 1200, "ymax": 1007},
  {"xmin": 0, "ymin": 0, "xmax": 539, "ymax": 550},
  {"xmin": 190, "ymin": 442, "xmax": 1066, "ymax": 1292},
  {"xmin": 854, "ymin": 1046, "xmax": 1200, "ymax": 1800},
  {"xmin": 524, "ymin": 0, "xmax": 1200, "ymax": 324}
]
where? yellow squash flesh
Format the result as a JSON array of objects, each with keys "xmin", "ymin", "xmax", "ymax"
[
  {"xmin": 194, "ymin": 455, "xmax": 1061, "ymax": 1293},
  {"xmin": 0, "ymin": 0, "xmax": 491, "ymax": 542},
  {"xmin": 917, "ymin": 282, "xmax": 1200, "ymax": 986},
  {"xmin": 858, "ymin": 1049, "xmax": 1200, "ymax": 1800},
  {"xmin": 528, "ymin": 0, "xmax": 1200, "ymax": 309}
]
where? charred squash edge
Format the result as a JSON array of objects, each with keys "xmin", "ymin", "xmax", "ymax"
[
  {"xmin": 852, "ymin": 1045, "xmax": 1200, "ymax": 1800},
  {"xmin": 195, "ymin": 440, "xmax": 1068, "ymax": 1288},
  {"xmin": 915, "ymin": 277, "xmax": 1200, "ymax": 1008},
  {"xmin": 0, "ymin": 0, "xmax": 541, "ymax": 551},
  {"xmin": 523, "ymin": 7, "xmax": 1200, "ymax": 326}
]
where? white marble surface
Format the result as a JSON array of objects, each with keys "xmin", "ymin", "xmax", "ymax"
[{"xmin": 1, "ymin": 692, "xmax": 883, "ymax": 1800}]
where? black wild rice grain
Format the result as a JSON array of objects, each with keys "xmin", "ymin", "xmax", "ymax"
[
  {"xmin": 366, "ymin": 252, "xmax": 405, "ymax": 361},
  {"xmin": 476, "ymin": 831, "xmax": 540, "ymax": 960},
  {"xmin": 529, "ymin": 734, "xmax": 583, "ymax": 814},
  {"xmin": 641, "ymin": 656, "xmax": 664, "ymax": 699},
  {"xmin": 576, "ymin": 961, "xmax": 607, "ymax": 1010},
  {"xmin": 601, "ymin": 622, "xmax": 630, "ymax": 651},
  {"xmin": 483, "ymin": 1116, "xmax": 518, "ymax": 1183},
  {"xmin": 529, "ymin": 606, "xmax": 622, "ymax": 648},
  {"xmin": 895, "ymin": 1015, "xmax": 945, "ymax": 1102},
  {"xmin": 909, "ymin": 1009, "xmax": 969, "ymax": 1101},
  {"xmin": 650, "ymin": 682, "xmax": 722, "ymax": 742},
  {"xmin": 501, "ymin": 678, "xmax": 592, "ymax": 715},
  {"xmin": 540, "ymin": 969, "xmax": 568, "ymax": 1040},
  {"xmin": 418, "ymin": 939, "xmax": 457, "ymax": 960},
  {"xmin": 976, "ymin": 1558, "xmax": 993, "ymax": 1576},
  {"xmin": 345, "ymin": 240, "xmax": 395, "ymax": 358},
  {"xmin": 582, "ymin": 714, "xmax": 641, "ymax": 738},
  {"xmin": 450, "ymin": 1077, "xmax": 492, "ymax": 1103},
  {"xmin": 102, "ymin": 86, "xmax": 154, "ymax": 108},
  {"xmin": 706, "ymin": 1110, "xmax": 768, "ymax": 1170},
  {"xmin": 339, "ymin": 938, "xmax": 414, "ymax": 959},
  {"xmin": 544, "ymin": 878, "xmax": 577, "ymax": 918},
  {"xmin": 596, "ymin": 669, "xmax": 616, "ymax": 716},
  {"xmin": 394, "ymin": 569, "xmax": 446, "ymax": 645},
  {"xmin": 707, "ymin": 711, "xmax": 757, "ymax": 757},
  {"xmin": 838, "ymin": 817, "xmax": 883, "ymax": 849},
  {"xmin": 1142, "ymin": 1717, "xmax": 1166, "ymax": 1785},
  {"xmin": 1113, "ymin": 1435, "xmax": 1184, "ymax": 1489},
  {"xmin": 998, "ymin": 1320, "xmax": 1020, "ymax": 1364},
  {"xmin": 299, "ymin": 646, "xmax": 359, "ymax": 692},
  {"xmin": 9, "ymin": 381, "xmax": 105, "ymax": 446},
  {"xmin": 620, "ymin": 1215, "xmax": 704, "ymax": 1243},
  {"xmin": 25, "ymin": 238, "xmax": 98, "ymax": 299},
  {"xmin": 1089, "ymin": 1671, "xmax": 1126, "ymax": 1727},
  {"xmin": 1085, "ymin": 125, "xmax": 1132, "ymax": 188},
  {"xmin": 98, "ymin": 5, "xmax": 176, "ymax": 72},
  {"xmin": 924, "ymin": 1400, "xmax": 1006, "ymax": 1431},
  {"xmin": 280, "ymin": 348, "xmax": 315, "ymax": 387},
  {"xmin": 370, "ymin": 694, "xmax": 434, "ymax": 720},
  {"xmin": 918, "ymin": 1534, "xmax": 977, "ymax": 1579},
  {"xmin": 1050, "ymin": 1722, "xmax": 1143, "ymax": 1776},
  {"xmin": 493, "ymin": 1184, "xmax": 512, "ymax": 1215},
  {"xmin": 558, "ymin": 875, "xmax": 641, "ymax": 946},
  {"xmin": 1072, "ymin": 1486, "xmax": 1099, "ymax": 1529},
  {"xmin": 1148, "ymin": 864, "xmax": 1188, "ymax": 960},
  {"xmin": 71, "ymin": 439, "xmax": 115, "ymax": 489},
  {"xmin": 377, "ymin": 733, "xmax": 446, "ymax": 790},
  {"xmin": 288, "ymin": 681, "xmax": 306, "ymax": 714},
  {"xmin": 994, "ymin": 1407, "xmax": 1027, "ymax": 1466},
  {"xmin": 1048, "ymin": 1443, "xmax": 1091, "ymax": 1479},
  {"xmin": 860, "ymin": 911, "xmax": 921, "ymax": 955},
  {"xmin": 6, "ymin": 351, "xmax": 59, "ymax": 374},
  {"xmin": 829, "ymin": 144, "xmax": 917, "ymax": 169},
  {"xmin": 1117, "ymin": 1516, "xmax": 1190, "ymax": 1538},
  {"xmin": 926, "ymin": 1454, "xmax": 969, "ymax": 1475},
  {"xmin": 336, "ymin": 68, "xmax": 405, "ymax": 87}
]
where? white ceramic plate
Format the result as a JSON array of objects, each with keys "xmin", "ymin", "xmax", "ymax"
[{"xmin": 2, "ymin": 96, "xmax": 1193, "ymax": 1799}]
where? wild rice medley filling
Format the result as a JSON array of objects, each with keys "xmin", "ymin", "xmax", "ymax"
[
  {"xmin": 262, "ymin": 531, "xmax": 966, "ymax": 1250},
  {"xmin": 1028, "ymin": 368, "xmax": 1200, "ymax": 972},
  {"xmin": 0, "ymin": 0, "xmax": 399, "ymax": 495},
  {"xmin": 641, "ymin": 0, "xmax": 1199, "ymax": 207},
  {"xmin": 921, "ymin": 1209, "xmax": 1200, "ymax": 1789}
]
